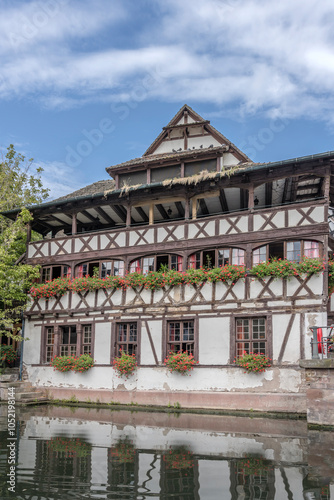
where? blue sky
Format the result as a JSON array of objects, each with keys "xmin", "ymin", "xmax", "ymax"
[{"xmin": 1, "ymin": 0, "xmax": 334, "ymax": 199}]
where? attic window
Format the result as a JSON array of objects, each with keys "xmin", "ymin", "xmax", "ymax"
[{"xmin": 119, "ymin": 170, "xmax": 147, "ymax": 187}]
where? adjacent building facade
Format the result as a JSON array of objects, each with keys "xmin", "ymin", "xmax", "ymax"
[{"xmin": 6, "ymin": 105, "xmax": 334, "ymax": 411}]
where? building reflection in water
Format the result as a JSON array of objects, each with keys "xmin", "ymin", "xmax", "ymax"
[{"xmin": 0, "ymin": 407, "xmax": 333, "ymax": 499}]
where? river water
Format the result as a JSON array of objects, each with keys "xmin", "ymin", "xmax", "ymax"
[{"xmin": 0, "ymin": 405, "xmax": 333, "ymax": 499}]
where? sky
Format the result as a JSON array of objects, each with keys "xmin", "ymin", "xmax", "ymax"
[{"xmin": 1, "ymin": 0, "xmax": 334, "ymax": 200}]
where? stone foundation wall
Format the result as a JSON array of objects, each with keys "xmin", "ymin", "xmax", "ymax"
[{"xmin": 300, "ymin": 359, "xmax": 334, "ymax": 427}]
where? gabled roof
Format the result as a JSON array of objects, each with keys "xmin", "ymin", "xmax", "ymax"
[
  {"xmin": 54, "ymin": 179, "xmax": 115, "ymax": 202},
  {"xmin": 142, "ymin": 104, "xmax": 251, "ymax": 161},
  {"xmin": 105, "ymin": 104, "xmax": 251, "ymax": 175}
]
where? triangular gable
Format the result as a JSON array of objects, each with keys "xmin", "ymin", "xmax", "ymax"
[{"xmin": 143, "ymin": 104, "xmax": 251, "ymax": 162}]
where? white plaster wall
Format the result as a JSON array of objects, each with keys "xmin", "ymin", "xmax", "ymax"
[
  {"xmin": 199, "ymin": 317, "xmax": 230, "ymax": 364},
  {"xmin": 198, "ymin": 460, "xmax": 230, "ymax": 499},
  {"xmin": 21, "ymin": 416, "xmax": 303, "ymax": 463},
  {"xmin": 23, "ymin": 323, "xmax": 41, "ymax": 364},
  {"xmin": 94, "ymin": 322, "xmax": 111, "ymax": 364},
  {"xmin": 91, "ymin": 447, "xmax": 109, "ymax": 488},
  {"xmin": 26, "ymin": 364, "xmax": 303, "ymax": 392},
  {"xmin": 222, "ymin": 152, "xmax": 240, "ymax": 166},
  {"xmin": 154, "ymin": 139, "xmax": 184, "ymax": 154},
  {"xmin": 138, "ymin": 454, "xmax": 160, "ymax": 495},
  {"xmin": 272, "ymin": 314, "xmax": 301, "ymax": 363},
  {"xmin": 140, "ymin": 320, "xmax": 162, "ymax": 364},
  {"xmin": 188, "ymin": 135, "xmax": 221, "ymax": 149}
]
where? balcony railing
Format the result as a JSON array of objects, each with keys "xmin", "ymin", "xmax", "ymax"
[{"xmin": 310, "ymin": 326, "xmax": 334, "ymax": 359}]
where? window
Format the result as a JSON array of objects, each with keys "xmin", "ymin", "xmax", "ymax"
[
  {"xmin": 41, "ymin": 265, "xmax": 71, "ymax": 282},
  {"xmin": 189, "ymin": 248, "xmax": 245, "ymax": 269},
  {"xmin": 82, "ymin": 325, "xmax": 92, "ymax": 354},
  {"xmin": 167, "ymin": 321, "xmax": 195, "ymax": 355},
  {"xmin": 76, "ymin": 260, "xmax": 124, "ymax": 278},
  {"xmin": 129, "ymin": 254, "xmax": 183, "ymax": 274},
  {"xmin": 60, "ymin": 326, "xmax": 77, "ymax": 356},
  {"xmin": 42, "ymin": 324, "xmax": 93, "ymax": 363},
  {"xmin": 116, "ymin": 323, "xmax": 137, "ymax": 356},
  {"xmin": 45, "ymin": 327, "xmax": 54, "ymax": 363},
  {"xmin": 252, "ymin": 240, "xmax": 320, "ymax": 265},
  {"xmin": 235, "ymin": 317, "xmax": 267, "ymax": 358},
  {"xmin": 252, "ymin": 246, "xmax": 267, "ymax": 265},
  {"xmin": 286, "ymin": 241, "xmax": 301, "ymax": 262},
  {"xmin": 304, "ymin": 240, "xmax": 319, "ymax": 258}
]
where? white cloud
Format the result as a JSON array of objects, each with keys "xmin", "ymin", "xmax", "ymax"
[
  {"xmin": 1, "ymin": 0, "xmax": 334, "ymax": 122},
  {"xmin": 33, "ymin": 160, "xmax": 83, "ymax": 200}
]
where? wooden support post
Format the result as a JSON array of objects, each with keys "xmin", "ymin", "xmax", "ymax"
[
  {"xmin": 54, "ymin": 325, "xmax": 60, "ymax": 358},
  {"xmin": 184, "ymin": 197, "xmax": 190, "ymax": 220},
  {"xmin": 192, "ymin": 198, "xmax": 197, "ymax": 220},
  {"xmin": 323, "ymin": 166, "xmax": 331, "ymax": 201},
  {"xmin": 248, "ymin": 185, "xmax": 254, "ymax": 210},
  {"xmin": 72, "ymin": 213, "xmax": 77, "ymax": 235},
  {"xmin": 76, "ymin": 323, "xmax": 82, "ymax": 356},
  {"xmin": 126, "ymin": 205, "xmax": 131, "ymax": 227},
  {"xmin": 149, "ymin": 204, "xmax": 154, "ymax": 225}
]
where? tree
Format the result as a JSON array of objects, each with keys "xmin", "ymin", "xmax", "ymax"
[
  {"xmin": 0, "ymin": 144, "xmax": 49, "ymax": 212},
  {"xmin": 0, "ymin": 145, "xmax": 49, "ymax": 341},
  {"xmin": 0, "ymin": 209, "xmax": 41, "ymax": 340}
]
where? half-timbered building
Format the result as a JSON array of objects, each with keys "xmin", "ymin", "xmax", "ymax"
[{"xmin": 4, "ymin": 105, "xmax": 333, "ymax": 412}]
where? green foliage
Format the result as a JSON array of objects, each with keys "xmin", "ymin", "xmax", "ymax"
[
  {"xmin": 110, "ymin": 437, "xmax": 136, "ymax": 463},
  {"xmin": 250, "ymin": 257, "xmax": 324, "ymax": 279},
  {"xmin": 0, "ymin": 345, "xmax": 17, "ymax": 364},
  {"xmin": 73, "ymin": 353, "xmax": 94, "ymax": 372},
  {"xmin": 113, "ymin": 351, "xmax": 137, "ymax": 378},
  {"xmin": 164, "ymin": 351, "xmax": 198, "ymax": 375},
  {"xmin": 30, "ymin": 265, "xmax": 247, "ymax": 298},
  {"xmin": 163, "ymin": 447, "xmax": 194, "ymax": 469},
  {"xmin": 0, "ymin": 209, "xmax": 41, "ymax": 340},
  {"xmin": 0, "ymin": 146, "xmax": 49, "ymax": 340},
  {"xmin": 51, "ymin": 355, "xmax": 75, "ymax": 372},
  {"xmin": 47, "ymin": 437, "xmax": 91, "ymax": 457},
  {"xmin": 238, "ymin": 457, "xmax": 273, "ymax": 475},
  {"xmin": 51, "ymin": 354, "xmax": 94, "ymax": 373},
  {"xmin": 328, "ymin": 260, "xmax": 334, "ymax": 295},
  {"xmin": 0, "ymin": 144, "xmax": 49, "ymax": 213},
  {"xmin": 235, "ymin": 352, "xmax": 271, "ymax": 373}
]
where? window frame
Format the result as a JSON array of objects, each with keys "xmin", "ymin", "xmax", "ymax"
[
  {"xmin": 162, "ymin": 317, "xmax": 199, "ymax": 362},
  {"xmin": 41, "ymin": 323, "xmax": 94, "ymax": 364},
  {"xmin": 76, "ymin": 260, "xmax": 125, "ymax": 278},
  {"xmin": 231, "ymin": 315, "xmax": 272, "ymax": 363},
  {"xmin": 111, "ymin": 321, "xmax": 141, "ymax": 364},
  {"xmin": 40, "ymin": 265, "xmax": 71, "ymax": 283},
  {"xmin": 252, "ymin": 240, "xmax": 321, "ymax": 265},
  {"xmin": 188, "ymin": 248, "xmax": 245, "ymax": 269},
  {"xmin": 129, "ymin": 254, "xmax": 183, "ymax": 274}
]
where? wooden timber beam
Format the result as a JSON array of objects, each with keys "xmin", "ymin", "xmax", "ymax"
[
  {"xmin": 317, "ymin": 177, "xmax": 324, "ymax": 197},
  {"xmin": 175, "ymin": 201, "xmax": 185, "ymax": 218},
  {"xmin": 110, "ymin": 205, "xmax": 126, "ymax": 223},
  {"xmin": 198, "ymin": 198, "xmax": 209, "ymax": 215},
  {"xmin": 219, "ymin": 189, "xmax": 229, "ymax": 213},
  {"xmin": 94, "ymin": 206, "xmax": 116, "ymax": 226},
  {"xmin": 134, "ymin": 206, "xmax": 149, "ymax": 222},
  {"xmin": 80, "ymin": 209, "xmax": 99, "ymax": 223},
  {"xmin": 156, "ymin": 204, "xmax": 170, "ymax": 219},
  {"xmin": 282, "ymin": 178, "xmax": 290, "ymax": 203},
  {"xmin": 240, "ymin": 189, "xmax": 248, "ymax": 210},
  {"xmin": 290, "ymin": 177, "xmax": 299, "ymax": 202},
  {"xmin": 265, "ymin": 182, "xmax": 273, "ymax": 207},
  {"xmin": 46, "ymin": 214, "xmax": 72, "ymax": 227}
]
